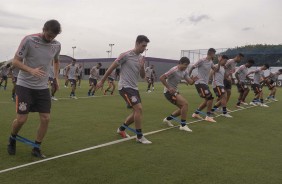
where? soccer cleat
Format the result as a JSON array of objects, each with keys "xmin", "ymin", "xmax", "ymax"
[
  {"xmin": 179, "ymin": 125, "xmax": 192, "ymax": 132},
  {"xmin": 146, "ymin": 90, "xmax": 152, "ymax": 93},
  {"xmin": 31, "ymin": 148, "xmax": 46, "ymax": 159},
  {"xmin": 71, "ymin": 96, "xmax": 78, "ymax": 99},
  {"xmin": 192, "ymin": 113, "xmax": 203, "ymax": 119},
  {"xmin": 235, "ymin": 105, "xmax": 244, "ymax": 109},
  {"xmin": 221, "ymin": 113, "xmax": 233, "ymax": 118},
  {"xmin": 163, "ymin": 118, "xmax": 174, "ymax": 127},
  {"xmin": 249, "ymin": 102, "xmax": 257, "ymax": 106},
  {"xmin": 260, "ymin": 103, "xmax": 269, "ymax": 107},
  {"xmin": 117, "ymin": 128, "xmax": 130, "ymax": 138},
  {"xmin": 240, "ymin": 101, "xmax": 249, "ymax": 105},
  {"xmin": 7, "ymin": 137, "xmax": 16, "ymax": 155},
  {"xmin": 87, "ymin": 92, "xmax": 91, "ymax": 96},
  {"xmin": 272, "ymin": 98, "xmax": 278, "ymax": 102},
  {"xmin": 51, "ymin": 96, "xmax": 58, "ymax": 101},
  {"xmin": 136, "ymin": 136, "xmax": 152, "ymax": 144},
  {"xmin": 205, "ymin": 116, "xmax": 216, "ymax": 122}
]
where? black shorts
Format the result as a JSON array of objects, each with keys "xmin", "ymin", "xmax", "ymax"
[
  {"xmin": 164, "ymin": 91, "xmax": 178, "ymax": 105},
  {"xmin": 195, "ymin": 83, "xmax": 212, "ymax": 98},
  {"xmin": 224, "ymin": 79, "xmax": 232, "ymax": 90},
  {"xmin": 251, "ymin": 84, "xmax": 262, "ymax": 94},
  {"xmin": 146, "ymin": 77, "xmax": 152, "ymax": 83},
  {"xmin": 16, "ymin": 85, "xmax": 51, "ymax": 114},
  {"xmin": 77, "ymin": 75, "xmax": 81, "ymax": 80},
  {"xmin": 49, "ymin": 78, "xmax": 57, "ymax": 87},
  {"xmin": 69, "ymin": 79, "xmax": 77, "ymax": 87},
  {"xmin": 236, "ymin": 82, "xmax": 249, "ymax": 92},
  {"xmin": 1, "ymin": 75, "xmax": 8, "ymax": 81},
  {"xmin": 12, "ymin": 77, "xmax": 17, "ymax": 83},
  {"xmin": 119, "ymin": 88, "xmax": 141, "ymax": 107},
  {"xmin": 213, "ymin": 86, "xmax": 225, "ymax": 97},
  {"xmin": 108, "ymin": 77, "xmax": 114, "ymax": 83},
  {"xmin": 89, "ymin": 78, "xmax": 97, "ymax": 86}
]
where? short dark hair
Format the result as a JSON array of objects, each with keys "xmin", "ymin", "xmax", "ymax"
[
  {"xmin": 208, "ymin": 48, "xmax": 216, "ymax": 53},
  {"xmin": 136, "ymin": 35, "xmax": 150, "ymax": 44},
  {"xmin": 238, "ymin": 53, "xmax": 244, "ymax": 57},
  {"xmin": 263, "ymin": 64, "xmax": 270, "ymax": 69},
  {"xmin": 278, "ymin": 69, "xmax": 282, "ymax": 73},
  {"xmin": 247, "ymin": 59, "xmax": 255, "ymax": 64},
  {"xmin": 221, "ymin": 55, "xmax": 228, "ymax": 60},
  {"xmin": 179, "ymin": 57, "xmax": 190, "ymax": 64},
  {"xmin": 43, "ymin": 19, "xmax": 62, "ymax": 35},
  {"xmin": 72, "ymin": 58, "xmax": 76, "ymax": 62}
]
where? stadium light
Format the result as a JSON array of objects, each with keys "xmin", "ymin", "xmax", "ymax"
[
  {"xmin": 106, "ymin": 50, "xmax": 111, "ymax": 58},
  {"xmin": 109, "ymin": 44, "xmax": 115, "ymax": 58},
  {"xmin": 72, "ymin": 46, "xmax": 76, "ymax": 58}
]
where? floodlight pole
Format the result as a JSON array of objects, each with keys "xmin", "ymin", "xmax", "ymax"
[
  {"xmin": 109, "ymin": 44, "xmax": 115, "ymax": 58},
  {"xmin": 72, "ymin": 46, "xmax": 76, "ymax": 58}
]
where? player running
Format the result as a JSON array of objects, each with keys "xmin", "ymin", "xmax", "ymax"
[
  {"xmin": 66, "ymin": 59, "xmax": 79, "ymax": 99},
  {"xmin": 88, "ymin": 63, "xmax": 102, "ymax": 96}
]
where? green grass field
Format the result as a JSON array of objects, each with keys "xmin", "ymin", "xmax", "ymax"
[{"xmin": 0, "ymin": 80, "xmax": 281, "ymax": 184}]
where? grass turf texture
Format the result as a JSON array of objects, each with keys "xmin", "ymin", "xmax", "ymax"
[{"xmin": 0, "ymin": 80, "xmax": 281, "ymax": 184}]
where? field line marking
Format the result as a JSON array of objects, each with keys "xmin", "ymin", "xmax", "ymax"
[{"xmin": 0, "ymin": 101, "xmax": 274, "ymax": 174}]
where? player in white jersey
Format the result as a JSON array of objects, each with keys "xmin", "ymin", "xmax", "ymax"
[
  {"xmin": 7, "ymin": 20, "xmax": 61, "ymax": 158},
  {"xmin": 9, "ymin": 64, "xmax": 20, "ymax": 101},
  {"xmin": 63, "ymin": 64, "xmax": 70, "ymax": 88},
  {"xmin": 145, "ymin": 65, "xmax": 154, "ymax": 92},
  {"xmin": 224, "ymin": 53, "xmax": 244, "ymax": 105},
  {"xmin": 66, "ymin": 59, "xmax": 79, "ymax": 99},
  {"xmin": 103, "ymin": 68, "xmax": 116, "ymax": 95},
  {"xmin": 77, "ymin": 64, "xmax": 83, "ymax": 88},
  {"xmin": 247, "ymin": 64, "xmax": 269, "ymax": 107},
  {"xmin": 160, "ymin": 57, "xmax": 197, "ymax": 132},
  {"xmin": 234, "ymin": 59, "xmax": 255, "ymax": 108},
  {"xmin": 97, "ymin": 35, "xmax": 152, "ymax": 144},
  {"xmin": 88, "ymin": 63, "xmax": 102, "ymax": 96},
  {"xmin": 210, "ymin": 55, "xmax": 233, "ymax": 117},
  {"xmin": 265, "ymin": 69, "xmax": 282, "ymax": 101},
  {"xmin": 49, "ymin": 61, "xmax": 58, "ymax": 101},
  {"xmin": 0, "ymin": 63, "xmax": 11, "ymax": 90},
  {"xmin": 189, "ymin": 48, "xmax": 220, "ymax": 122}
]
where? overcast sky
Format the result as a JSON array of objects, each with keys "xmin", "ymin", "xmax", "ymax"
[{"xmin": 0, "ymin": 0, "xmax": 281, "ymax": 61}]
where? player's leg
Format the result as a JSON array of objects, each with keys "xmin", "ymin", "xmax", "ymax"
[{"xmin": 175, "ymin": 94, "xmax": 192, "ymax": 132}]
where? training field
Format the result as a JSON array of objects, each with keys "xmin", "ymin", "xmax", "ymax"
[{"xmin": 0, "ymin": 80, "xmax": 281, "ymax": 184}]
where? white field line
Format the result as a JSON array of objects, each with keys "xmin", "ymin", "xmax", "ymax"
[{"xmin": 0, "ymin": 101, "xmax": 274, "ymax": 174}]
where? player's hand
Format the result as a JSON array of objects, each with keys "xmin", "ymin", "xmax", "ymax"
[
  {"xmin": 191, "ymin": 75, "xmax": 199, "ymax": 82},
  {"xmin": 30, "ymin": 67, "xmax": 46, "ymax": 78},
  {"xmin": 96, "ymin": 81, "xmax": 104, "ymax": 90}
]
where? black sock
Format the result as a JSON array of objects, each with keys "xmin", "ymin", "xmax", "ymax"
[
  {"xmin": 119, "ymin": 123, "xmax": 127, "ymax": 131},
  {"xmin": 166, "ymin": 115, "xmax": 174, "ymax": 120},
  {"xmin": 11, "ymin": 133, "xmax": 17, "ymax": 138},
  {"xmin": 211, "ymin": 105, "xmax": 218, "ymax": 112},
  {"xmin": 260, "ymin": 99, "xmax": 263, "ymax": 103},
  {"xmin": 181, "ymin": 119, "xmax": 186, "ymax": 127},
  {"xmin": 195, "ymin": 109, "xmax": 200, "ymax": 114},
  {"xmin": 222, "ymin": 107, "xmax": 227, "ymax": 114},
  {"xmin": 34, "ymin": 141, "xmax": 41, "ymax": 150},
  {"xmin": 136, "ymin": 129, "xmax": 143, "ymax": 139}
]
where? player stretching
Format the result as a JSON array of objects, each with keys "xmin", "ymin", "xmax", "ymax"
[
  {"xmin": 88, "ymin": 63, "xmax": 102, "ymax": 96},
  {"xmin": 265, "ymin": 69, "xmax": 282, "ymax": 101},
  {"xmin": 160, "ymin": 57, "xmax": 197, "ymax": 131},
  {"xmin": 97, "ymin": 35, "xmax": 152, "ymax": 144},
  {"xmin": 210, "ymin": 55, "xmax": 233, "ymax": 117},
  {"xmin": 189, "ymin": 48, "xmax": 220, "ymax": 122},
  {"xmin": 234, "ymin": 59, "xmax": 254, "ymax": 108}
]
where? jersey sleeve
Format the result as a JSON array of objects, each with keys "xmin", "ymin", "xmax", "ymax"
[
  {"xmin": 193, "ymin": 59, "xmax": 203, "ymax": 68},
  {"xmin": 15, "ymin": 36, "xmax": 30, "ymax": 59},
  {"xmin": 164, "ymin": 67, "xmax": 177, "ymax": 78},
  {"xmin": 54, "ymin": 44, "xmax": 61, "ymax": 61},
  {"xmin": 114, "ymin": 52, "xmax": 127, "ymax": 65}
]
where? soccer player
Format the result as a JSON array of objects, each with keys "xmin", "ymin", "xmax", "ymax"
[
  {"xmin": 63, "ymin": 64, "xmax": 70, "ymax": 88},
  {"xmin": 88, "ymin": 63, "xmax": 102, "ymax": 96},
  {"xmin": 66, "ymin": 59, "xmax": 79, "ymax": 99},
  {"xmin": 103, "ymin": 68, "xmax": 116, "ymax": 95},
  {"xmin": 189, "ymin": 48, "xmax": 220, "ymax": 122},
  {"xmin": 145, "ymin": 65, "xmax": 154, "ymax": 92},
  {"xmin": 265, "ymin": 69, "xmax": 282, "ymax": 101},
  {"xmin": 160, "ymin": 57, "xmax": 197, "ymax": 131},
  {"xmin": 224, "ymin": 53, "xmax": 244, "ymax": 105},
  {"xmin": 7, "ymin": 19, "xmax": 61, "ymax": 158},
  {"xmin": 49, "ymin": 61, "xmax": 59, "ymax": 101},
  {"xmin": 97, "ymin": 35, "xmax": 151, "ymax": 144},
  {"xmin": 210, "ymin": 55, "xmax": 232, "ymax": 117},
  {"xmin": 151, "ymin": 67, "xmax": 156, "ymax": 91},
  {"xmin": 77, "ymin": 64, "xmax": 83, "ymax": 88},
  {"xmin": 234, "ymin": 59, "xmax": 255, "ymax": 108},
  {"xmin": 9, "ymin": 64, "xmax": 20, "ymax": 101},
  {"xmin": 247, "ymin": 64, "xmax": 269, "ymax": 107},
  {"xmin": 0, "ymin": 63, "xmax": 11, "ymax": 90}
]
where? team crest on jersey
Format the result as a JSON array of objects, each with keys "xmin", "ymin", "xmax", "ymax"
[
  {"xmin": 18, "ymin": 102, "xmax": 27, "ymax": 111},
  {"xmin": 131, "ymin": 96, "xmax": 137, "ymax": 103}
]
